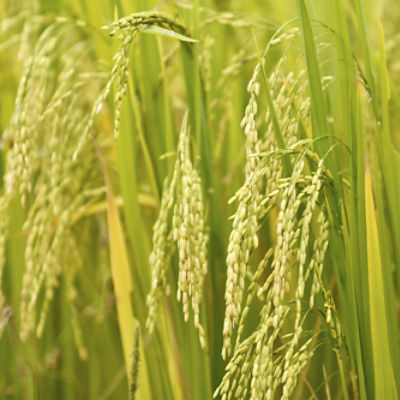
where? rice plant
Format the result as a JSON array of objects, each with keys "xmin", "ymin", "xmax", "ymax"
[{"xmin": 0, "ymin": 0, "xmax": 399, "ymax": 398}]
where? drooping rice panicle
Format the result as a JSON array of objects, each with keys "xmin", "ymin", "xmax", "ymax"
[
  {"xmin": 218, "ymin": 24, "xmax": 342, "ymax": 398},
  {"xmin": 147, "ymin": 113, "xmax": 208, "ymax": 348}
]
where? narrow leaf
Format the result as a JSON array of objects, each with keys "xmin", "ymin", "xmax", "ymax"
[
  {"xmin": 141, "ymin": 26, "xmax": 198, "ymax": 43},
  {"xmin": 105, "ymin": 173, "xmax": 151, "ymax": 398},
  {"xmin": 365, "ymin": 166, "xmax": 398, "ymax": 400}
]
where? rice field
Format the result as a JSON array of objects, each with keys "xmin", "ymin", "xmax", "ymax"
[{"xmin": 0, "ymin": 0, "xmax": 399, "ymax": 399}]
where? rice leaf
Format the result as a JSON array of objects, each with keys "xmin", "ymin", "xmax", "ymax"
[
  {"xmin": 141, "ymin": 25, "xmax": 198, "ymax": 43},
  {"xmin": 365, "ymin": 167, "xmax": 398, "ymax": 400},
  {"xmin": 296, "ymin": 0, "xmax": 327, "ymax": 140},
  {"xmin": 106, "ymin": 175, "xmax": 151, "ymax": 398}
]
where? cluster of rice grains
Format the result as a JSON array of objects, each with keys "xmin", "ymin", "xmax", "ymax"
[
  {"xmin": 0, "ymin": 15, "xmax": 105, "ymax": 356},
  {"xmin": 0, "ymin": 8, "xmax": 192, "ymax": 346},
  {"xmin": 74, "ymin": 11, "xmax": 190, "ymax": 157},
  {"xmin": 215, "ymin": 27, "xmax": 342, "ymax": 399},
  {"xmin": 1, "ymin": 7, "xmax": 347, "ymax": 397},
  {"xmin": 146, "ymin": 114, "xmax": 208, "ymax": 349}
]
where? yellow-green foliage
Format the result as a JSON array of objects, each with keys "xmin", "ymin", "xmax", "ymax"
[{"xmin": 0, "ymin": 0, "xmax": 399, "ymax": 399}]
